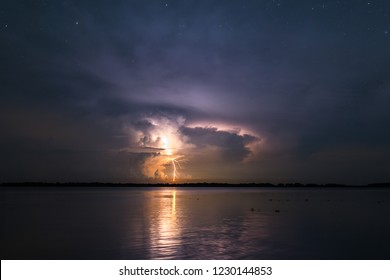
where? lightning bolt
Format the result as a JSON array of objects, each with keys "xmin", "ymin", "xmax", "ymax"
[
  {"xmin": 168, "ymin": 156, "xmax": 187, "ymax": 183},
  {"xmin": 171, "ymin": 158, "xmax": 177, "ymax": 182},
  {"xmin": 160, "ymin": 135, "xmax": 187, "ymax": 182}
]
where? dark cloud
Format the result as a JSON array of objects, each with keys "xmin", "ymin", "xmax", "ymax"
[
  {"xmin": 181, "ymin": 126, "xmax": 258, "ymax": 161},
  {"xmin": 1, "ymin": 0, "xmax": 390, "ymax": 183}
]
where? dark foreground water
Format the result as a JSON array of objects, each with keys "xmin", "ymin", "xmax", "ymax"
[{"xmin": 1, "ymin": 186, "xmax": 390, "ymax": 259}]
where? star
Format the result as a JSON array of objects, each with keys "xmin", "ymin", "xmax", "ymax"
[{"xmin": 75, "ymin": 21, "xmax": 79, "ymax": 25}]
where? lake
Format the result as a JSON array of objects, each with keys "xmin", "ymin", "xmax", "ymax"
[{"xmin": 1, "ymin": 186, "xmax": 390, "ymax": 259}]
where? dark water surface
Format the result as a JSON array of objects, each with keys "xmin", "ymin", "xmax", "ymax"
[{"xmin": 1, "ymin": 186, "xmax": 390, "ymax": 259}]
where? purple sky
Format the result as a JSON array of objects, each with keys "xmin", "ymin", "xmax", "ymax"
[{"xmin": 1, "ymin": 0, "xmax": 390, "ymax": 183}]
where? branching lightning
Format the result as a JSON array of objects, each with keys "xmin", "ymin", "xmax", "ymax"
[
  {"xmin": 171, "ymin": 158, "xmax": 177, "ymax": 182},
  {"xmin": 161, "ymin": 135, "xmax": 185, "ymax": 182},
  {"xmin": 169, "ymin": 156, "xmax": 186, "ymax": 182},
  {"xmin": 137, "ymin": 117, "xmax": 192, "ymax": 183}
]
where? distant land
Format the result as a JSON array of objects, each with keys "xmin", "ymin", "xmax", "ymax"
[{"xmin": 1, "ymin": 182, "xmax": 390, "ymax": 188}]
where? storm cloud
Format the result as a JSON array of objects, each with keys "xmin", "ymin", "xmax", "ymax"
[{"xmin": 1, "ymin": 0, "xmax": 390, "ymax": 183}]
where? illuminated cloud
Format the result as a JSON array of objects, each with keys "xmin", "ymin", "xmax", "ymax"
[{"xmin": 126, "ymin": 113, "xmax": 260, "ymax": 182}]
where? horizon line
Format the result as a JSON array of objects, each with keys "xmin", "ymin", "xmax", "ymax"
[{"xmin": 1, "ymin": 182, "xmax": 390, "ymax": 187}]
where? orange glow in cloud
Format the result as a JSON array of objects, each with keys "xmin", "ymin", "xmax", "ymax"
[
  {"xmin": 136, "ymin": 116, "xmax": 260, "ymax": 182},
  {"xmin": 138, "ymin": 116, "xmax": 191, "ymax": 182}
]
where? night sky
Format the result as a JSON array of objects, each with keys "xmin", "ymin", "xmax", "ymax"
[{"xmin": 1, "ymin": 0, "xmax": 390, "ymax": 184}]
